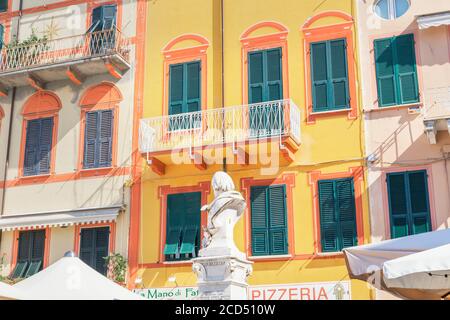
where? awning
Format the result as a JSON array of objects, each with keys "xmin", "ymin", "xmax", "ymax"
[
  {"xmin": 417, "ymin": 11, "xmax": 450, "ymax": 29},
  {"xmin": 0, "ymin": 206, "xmax": 123, "ymax": 231}
]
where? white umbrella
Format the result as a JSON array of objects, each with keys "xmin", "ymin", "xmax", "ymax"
[
  {"xmin": 0, "ymin": 281, "xmax": 30, "ymax": 300},
  {"xmin": 14, "ymin": 252, "xmax": 144, "ymax": 300},
  {"xmin": 343, "ymin": 229, "xmax": 450, "ymax": 300}
]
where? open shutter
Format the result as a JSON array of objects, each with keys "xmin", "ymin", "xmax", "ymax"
[
  {"xmin": 374, "ymin": 38, "xmax": 397, "ymax": 107},
  {"xmin": 311, "ymin": 42, "xmax": 329, "ymax": 112},
  {"xmin": 330, "ymin": 39, "xmax": 349, "ymax": 109},
  {"xmin": 98, "ymin": 110, "xmax": 113, "ymax": 168},
  {"xmin": 80, "ymin": 228, "xmax": 95, "ymax": 268},
  {"xmin": 37, "ymin": 117, "xmax": 53, "ymax": 175},
  {"xmin": 186, "ymin": 61, "xmax": 201, "ymax": 113},
  {"xmin": 336, "ymin": 179, "xmax": 357, "ymax": 249},
  {"xmin": 165, "ymin": 194, "xmax": 184, "ymax": 259},
  {"xmin": 17, "ymin": 231, "xmax": 31, "ymax": 263},
  {"xmin": 408, "ymin": 171, "xmax": 431, "ymax": 235},
  {"xmin": 169, "ymin": 64, "xmax": 184, "ymax": 116},
  {"xmin": 387, "ymin": 173, "xmax": 409, "ymax": 238},
  {"xmin": 248, "ymin": 51, "xmax": 264, "ymax": 104},
  {"xmin": 179, "ymin": 192, "xmax": 201, "ymax": 257},
  {"xmin": 395, "ymin": 34, "xmax": 419, "ymax": 104},
  {"xmin": 23, "ymin": 120, "xmax": 41, "ymax": 176},
  {"xmin": 95, "ymin": 227, "xmax": 110, "ymax": 275},
  {"xmin": 268, "ymin": 185, "xmax": 287, "ymax": 255},
  {"xmin": 31, "ymin": 230, "xmax": 45, "ymax": 262},
  {"xmin": 318, "ymin": 181, "xmax": 339, "ymax": 252},
  {"xmin": 84, "ymin": 111, "xmax": 99, "ymax": 169},
  {"xmin": 101, "ymin": 5, "xmax": 117, "ymax": 30},
  {"xmin": 88, "ymin": 6, "xmax": 103, "ymax": 33},
  {"xmin": 250, "ymin": 186, "xmax": 269, "ymax": 256}
]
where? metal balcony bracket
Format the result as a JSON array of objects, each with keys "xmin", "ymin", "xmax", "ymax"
[
  {"xmin": 66, "ymin": 67, "xmax": 85, "ymax": 86},
  {"xmin": 424, "ymin": 120, "xmax": 437, "ymax": 145},
  {"xmin": 104, "ymin": 59, "xmax": 123, "ymax": 79},
  {"xmin": 27, "ymin": 73, "xmax": 45, "ymax": 91},
  {"xmin": 147, "ymin": 156, "xmax": 166, "ymax": 176}
]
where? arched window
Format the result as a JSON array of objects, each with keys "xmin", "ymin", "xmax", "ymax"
[
  {"xmin": 20, "ymin": 91, "xmax": 61, "ymax": 177},
  {"xmin": 374, "ymin": 0, "xmax": 410, "ymax": 20},
  {"xmin": 79, "ymin": 82, "xmax": 122, "ymax": 170}
]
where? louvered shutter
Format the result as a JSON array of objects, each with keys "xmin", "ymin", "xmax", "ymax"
[
  {"xmin": 37, "ymin": 118, "xmax": 53, "ymax": 175},
  {"xmin": 387, "ymin": 173, "xmax": 409, "ymax": 238},
  {"xmin": 268, "ymin": 185, "xmax": 287, "ymax": 255},
  {"xmin": 248, "ymin": 51, "xmax": 264, "ymax": 104},
  {"xmin": 0, "ymin": 1, "xmax": 7, "ymax": 12},
  {"xmin": 80, "ymin": 228, "xmax": 95, "ymax": 268},
  {"xmin": 0, "ymin": 24, "xmax": 4, "ymax": 50},
  {"xmin": 23, "ymin": 120, "xmax": 41, "ymax": 176},
  {"xmin": 250, "ymin": 186, "xmax": 269, "ymax": 256},
  {"xmin": 31, "ymin": 230, "xmax": 45, "ymax": 262},
  {"xmin": 179, "ymin": 192, "xmax": 201, "ymax": 256},
  {"xmin": 311, "ymin": 42, "xmax": 329, "ymax": 112},
  {"xmin": 94, "ymin": 227, "xmax": 110, "ymax": 275},
  {"xmin": 336, "ymin": 179, "xmax": 357, "ymax": 249},
  {"xmin": 186, "ymin": 61, "xmax": 201, "ymax": 113},
  {"xmin": 408, "ymin": 171, "xmax": 431, "ymax": 235},
  {"xmin": 17, "ymin": 231, "xmax": 31, "ymax": 263},
  {"xmin": 395, "ymin": 34, "xmax": 419, "ymax": 104},
  {"xmin": 98, "ymin": 110, "xmax": 113, "ymax": 167},
  {"xmin": 318, "ymin": 181, "xmax": 339, "ymax": 252},
  {"xmin": 266, "ymin": 48, "xmax": 283, "ymax": 101},
  {"xmin": 169, "ymin": 64, "xmax": 184, "ymax": 116},
  {"xmin": 84, "ymin": 111, "xmax": 98, "ymax": 169},
  {"xmin": 101, "ymin": 5, "xmax": 117, "ymax": 30},
  {"xmin": 374, "ymin": 38, "xmax": 397, "ymax": 107},
  {"xmin": 330, "ymin": 39, "xmax": 349, "ymax": 109}
]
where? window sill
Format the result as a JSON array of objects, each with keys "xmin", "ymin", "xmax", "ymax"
[
  {"xmin": 314, "ymin": 252, "xmax": 344, "ymax": 258},
  {"xmin": 78, "ymin": 167, "xmax": 115, "ymax": 177},
  {"xmin": 17, "ymin": 174, "xmax": 52, "ymax": 183},
  {"xmin": 248, "ymin": 254, "xmax": 292, "ymax": 261},
  {"xmin": 162, "ymin": 260, "xmax": 193, "ymax": 265},
  {"xmin": 364, "ymin": 102, "xmax": 422, "ymax": 113},
  {"xmin": 310, "ymin": 108, "xmax": 352, "ymax": 116}
]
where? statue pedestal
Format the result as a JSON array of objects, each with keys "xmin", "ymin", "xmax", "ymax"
[{"xmin": 192, "ymin": 255, "xmax": 253, "ymax": 300}]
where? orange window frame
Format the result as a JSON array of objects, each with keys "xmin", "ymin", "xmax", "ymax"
[
  {"xmin": 241, "ymin": 173, "xmax": 295, "ymax": 260},
  {"xmin": 77, "ymin": 82, "xmax": 122, "ymax": 175},
  {"xmin": 11, "ymin": 227, "xmax": 51, "ymax": 272},
  {"xmin": 157, "ymin": 182, "xmax": 211, "ymax": 263},
  {"xmin": 308, "ymin": 167, "xmax": 365, "ymax": 253},
  {"xmin": 73, "ymin": 221, "xmax": 116, "ymax": 256},
  {"xmin": 302, "ymin": 11, "xmax": 357, "ymax": 124},
  {"xmin": 18, "ymin": 91, "xmax": 61, "ymax": 180}
]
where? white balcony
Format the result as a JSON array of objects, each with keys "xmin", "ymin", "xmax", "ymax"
[
  {"xmin": 0, "ymin": 28, "xmax": 130, "ymax": 90},
  {"xmin": 139, "ymin": 99, "xmax": 301, "ymax": 155},
  {"xmin": 423, "ymin": 86, "xmax": 450, "ymax": 144}
]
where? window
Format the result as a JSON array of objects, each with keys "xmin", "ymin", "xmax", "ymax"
[
  {"xmin": 83, "ymin": 110, "xmax": 113, "ymax": 169},
  {"xmin": 374, "ymin": 0, "xmax": 410, "ymax": 20},
  {"xmin": 318, "ymin": 178, "xmax": 357, "ymax": 252},
  {"xmin": 23, "ymin": 117, "xmax": 54, "ymax": 176},
  {"xmin": 250, "ymin": 185, "xmax": 288, "ymax": 256},
  {"xmin": 11, "ymin": 230, "xmax": 45, "ymax": 279},
  {"xmin": 79, "ymin": 227, "xmax": 110, "ymax": 275},
  {"xmin": 164, "ymin": 192, "xmax": 201, "ymax": 261},
  {"xmin": 88, "ymin": 5, "xmax": 117, "ymax": 54},
  {"xmin": 0, "ymin": 0, "xmax": 7, "ymax": 13},
  {"xmin": 310, "ymin": 39, "xmax": 349, "ymax": 113},
  {"xmin": 0, "ymin": 24, "xmax": 4, "ymax": 51},
  {"xmin": 387, "ymin": 170, "xmax": 431, "ymax": 239},
  {"xmin": 168, "ymin": 61, "xmax": 201, "ymax": 130},
  {"xmin": 374, "ymin": 34, "xmax": 419, "ymax": 107}
]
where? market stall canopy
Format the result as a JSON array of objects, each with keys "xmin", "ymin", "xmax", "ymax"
[
  {"xmin": 343, "ymin": 229, "xmax": 450, "ymax": 300},
  {"xmin": 417, "ymin": 11, "xmax": 450, "ymax": 29},
  {"xmin": 0, "ymin": 206, "xmax": 123, "ymax": 231},
  {"xmin": 14, "ymin": 252, "xmax": 144, "ymax": 300},
  {"xmin": 0, "ymin": 281, "xmax": 30, "ymax": 300}
]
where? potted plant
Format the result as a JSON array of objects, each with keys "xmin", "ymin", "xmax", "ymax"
[{"xmin": 104, "ymin": 253, "xmax": 127, "ymax": 286}]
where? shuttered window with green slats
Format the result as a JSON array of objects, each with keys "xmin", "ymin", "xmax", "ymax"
[
  {"xmin": 165, "ymin": 192, "xmax": 201, "ymax": 261},
  {"xmin": 23, "ymin": 117, "xmax": 54, "ymax": 176},
  {"xmin": 83, "ymin": 109, "xmax": 113, "ymax": 169},
  {"xmin": 250, "ymin": 185, "xmax": 288, "ymax": 256},
  {"xmin": 168, "ymin": 61, "xmax": 201, "ymax": 131},
  {"xmin": 11, "ymin": 230, "xmax": 45, "ymax": 279},
  {"xmin": 386, "ymin": 170, "xmax": 431, "ymax": 239},
  {"xmin": 79, "ymin": 227, "xmax": 110, "ymax": 275},
  {"xmin": 318, "ymin": 178, "xmax": 357, "ymax": 252},
  {"xmin": 310, "ymin": 38, "xmax": 350, "ymax": 112},
  {"xmin": 374, "ymin": 34, "xmax": 419, "ymax": 107}
]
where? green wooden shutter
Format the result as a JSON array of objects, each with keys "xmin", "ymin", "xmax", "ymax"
[
  {"xmin": 169, "ymin": 64, "xmax": 184, "ymax": 116},
  {"xmin": 329, "ymin": 39, "xmax": 349, "ymax": 109},
  {"xmin": 0, "ymin": 24, "xmax": 4, "ymax": 50},
  {"xmin": 311, "ymin": 42, "xmax": 329, "ymax": 112},
  {"xmin": 23, "ymin": 120, "xmax": 41, "ymax": 176},
  {"xmin": 101, "ymin": 5, "xmax": 117, "ymax": 30},
  {"xmin": 80, "ymin": 228, "xmax": 95, "ymax": 268},
  {"xmin": 37, "ymin": 118, "xmax": 53, "ymax": 175},
  {"xmin": 318, "ymin": 181, "xmax": 339, "ymax": 252},
  {"xmin": 408, "ymin": 171, "xmax": 431, "ymax": 235},
  {"xmin": 250, "ymin": 186, "xmax": 269, "ymax": 256},
  {"xmin": 84, "ymin": 111, "xmax": 98, "ymax": 169},
  {"xmin": 268, "ymin": 185, "xmax": 288, "ymax": 255},
  {"xmin": 0, "ymin": 1, "xmax": 7, "ymax": 13},
  {"xmin": 95, "ymin": 227, "xmax": 110, "ymax": 275},
  {"xmin": 395, "ymin": 34, "xmax": 419, "ymax": 104},
  {"xmin": 335, "ymin": 179, "xmax": 357, "ymax": 249},
  {"xmin": 98, "ymin": 110, "xmax": 113, "ymax": 168},
  {"xmin": 387, "ymin": 173, "xmax": 409, "ymax": 238},
  {"xmin": 374, "ymin": 38, "xmax": 397, "ymax": 107},
  {"xmin": 266, "ymin": 48, "xmax": 283, "ymax": 101},
  {"xmin": 186, "ymin": 61, "xmax": 201, "ymax": 113},
  {"xmin": 11, "ymin": 261, "xmax": 28, "ymax": 279},
  {"xmin": 17, "ymin": 232, "xmax": 31, "ymax": 263},
  {"xmin": 248, "ymin": 51, "xmax": 264, "ymax": 104}
]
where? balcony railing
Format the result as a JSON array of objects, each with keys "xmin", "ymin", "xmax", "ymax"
[
  {"xmin": 0, "ymin": 28, "xmax": 130, "ymax": 73},
  {"xmin": 139, "ymin": 99, "xmax": 301, "ymax": 154}
]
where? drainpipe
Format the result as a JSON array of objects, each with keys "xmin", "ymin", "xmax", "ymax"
[{"xmin": 220, "ymin": 0, "xmax": 226, "ymax": 173}]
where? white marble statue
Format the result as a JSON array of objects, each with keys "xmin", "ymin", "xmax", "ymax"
[{"xmin": 199, "ymin": 171, "xmax": 246, "ymax": 259}]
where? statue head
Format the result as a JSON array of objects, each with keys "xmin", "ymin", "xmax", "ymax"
[{"xmin": 211, "ymin": 171, "xmax": 235, "ymax": 197}]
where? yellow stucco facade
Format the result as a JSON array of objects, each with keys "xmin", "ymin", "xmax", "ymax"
[{"xmin": 137, "ymin": 0, "xmax": 373, "ymax": 300}]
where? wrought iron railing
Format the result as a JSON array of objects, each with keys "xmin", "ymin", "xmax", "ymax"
[
  {"xmin": 0, "ymin": 28, "xmax": 130, "ymax": 72},
  {"xmin": 139, "ymin": 99, "xmax": 301, "ymax": 153}
]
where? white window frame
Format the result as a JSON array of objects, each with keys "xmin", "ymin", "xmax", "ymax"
[{"xmin": 374, "ymin": 0, "xmax": 410, "ymax": 20}]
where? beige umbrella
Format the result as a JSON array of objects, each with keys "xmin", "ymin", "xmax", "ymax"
[{"xmin": 0, "ymin": 281, "xmax": 30, "ymax": 300}]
